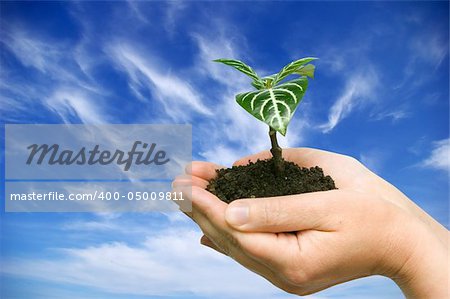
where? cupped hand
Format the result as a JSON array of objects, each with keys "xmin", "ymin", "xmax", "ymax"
[{"xmin": 172, "ymin": 148, "xmax": 448, "ymax": 297}]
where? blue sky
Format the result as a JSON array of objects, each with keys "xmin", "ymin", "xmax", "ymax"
[{"xmin": 0, "ymin": 1, "xmax": 448, "ymax": 298}]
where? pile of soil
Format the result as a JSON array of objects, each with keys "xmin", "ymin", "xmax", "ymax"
[{"xmin": 207, "ymin": 158, "xmax": 336, "ymax": 203}]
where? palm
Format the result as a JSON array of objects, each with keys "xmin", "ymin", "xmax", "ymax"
[
  {"xmin": 174, "ymin": 148, "xmax": 449, "ymax": 297},
  {"xmin": 183, "ymin": 154, "xmax": 370, "ymax": 294}
]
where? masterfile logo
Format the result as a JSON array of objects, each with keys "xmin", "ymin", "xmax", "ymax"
[
  {"xmin": 26, "ymin": 141, "xmax": 170, "ymax": 171},
  {"xmin": 6, "ymin": 124, "xmax": 190, "ymax": 180},
  {"xmin": 5, "ymin": 124, "xmax": 192, "ymax": 212}
]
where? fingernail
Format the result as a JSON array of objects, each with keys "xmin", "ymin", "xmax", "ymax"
[{"xmin": 226, "ymin": 203, "xmax": 249, "ymax": 227}]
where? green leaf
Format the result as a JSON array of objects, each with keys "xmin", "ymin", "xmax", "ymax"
[
  {"xmin": 236, "ymin": 78, "xmax": 308, "ymax": 136},
  {"xmin": 251, "ymin": 80, "xmax": 264, "ymax": 90},
  {"xmin": 294, "ymin": 64, "xmax": 316, "ymax": 79},
  {"xmin": 273, "ymin": 57, "xmax": 317, "ymax": 86},
  {"xmin": 214, "ymin": 58, "xmax": 264, "ymax": 89}
]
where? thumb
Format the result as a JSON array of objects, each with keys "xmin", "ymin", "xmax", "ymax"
[{"xmin": 225, "ymin": 190, "xmax": 344, "ymax": 233}]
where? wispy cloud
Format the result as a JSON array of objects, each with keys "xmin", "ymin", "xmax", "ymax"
[
  {"xmin": 1, "ymin": 29, "xmax": 60, "ymax": 74},
  {"xmin": 370, "ymin": 108, "xmax": 410, "ymax": 123},
  {"xmin": 125, "ymin": 0, "xmax": 150, "ymax": 25},
  {"xmin": 164, "ymin": 1, "xmax": 187, "ymax": 36},
  {"xmin": 108, "ymin": 43, "xmax": 212, "ymax": 122},
  {"xmin": 319, "ymin": 68, "xmax": 379, "ymax": 133},
  {"xmin": 421, "ymin": 138, "xmax": 449, "ymax": 172},
  {"xmin": 46, "ymin": 88, "xmax": 108, "ymax": 124},
  {"xmin": 1, "ymin": 28, "xmax": 98, "ymax": 91},
  {"xmin": 394, "ymin": 30, "xmax": 448, "ymax": 91},
  {"xmin": 0, "ymin": 26, "xmax": 109, "ymax": 124},
  {"xmin": 410, "ymin": 32, "xmax": 448, "ymax": 70},
  {"xmin": 200, "ymin": 143, "xmax": 243, "ymax": 167},
  {"xmin": 192, "ymin": 31, "xmax": 247, "ymax": 89},
  {"xmin": 1, "ymin": 227, "xmax": 286, "ymax": 298},
  {"xmin": 1, "ymin": 221, "xmax": 403, "ymax": 299}
]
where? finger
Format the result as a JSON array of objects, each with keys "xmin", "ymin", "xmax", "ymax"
[
  {"xmin": 225, "ymin": 189, "xmax": 351, "ymax": 233},
  {"xmin": 192, "ymin": 205, "xmax": 289, "ymax": 285},
  {"xmin": 185, "ymin": 185, "xmax": 228, "ymax": 220},
  {"xmin": 185, "ymin": 186, "xmax": 290, "ymax": 272},
  {"xmin": 186, "ymin": 161, "xmax": 224, "ymax": 181},
  {"xmin": 172, "ymin": 174, "xmax": 209, "ymax": 189},
  {"xmin": 171, "ymin": 184, "xmax": 193, "ymax": 212}
]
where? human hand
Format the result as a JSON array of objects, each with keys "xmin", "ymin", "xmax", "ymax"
[{"xmin": 172, "ymin": 148, "xmax": 449, "ymax": 297}]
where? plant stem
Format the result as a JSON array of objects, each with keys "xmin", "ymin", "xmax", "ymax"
[{"xmin": 269, "ymin": 128, "xmax": 284, "ymax": 174}]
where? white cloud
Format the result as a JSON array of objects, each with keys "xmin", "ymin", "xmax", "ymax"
[
  {"xmin": 421, "ymin": 138, "xmax": 450, "ymax": 172},
  {"xmin": 1, "ymin": 221, "xmax": 403, "ymax": 299},
  {"xmin": 2, "ymin": 30, "xmax": 59, "ymax": 74},
  {"xmin": 371, "ymin": 108, "xmax": 410, "ymax": 123},
  {"xmin": 164, "ymin": 1, "xmax": 187, "ymax": 36},
  {"xmin": 62, "ymin": 220, "xmax": 118, "ymax": 232},
  {"xmin": 46, "ymin": 88, "xmax": 107, "ymax": 124},
  {"xmin": 192, "ymin": 32, "xmax": 248, "ymax": 89},
  {"xmin": 410, "ymin": 32, "xmax": 448, "ymax": 70},
  {"xmin": 200, "ymin": 143, "xmax": 244, "ymax": 167},
  {"xmin": 0, "ymin": 27, "xmax": 110, "ymax": 124},
  {"xmin": 108, "ymin": 43, "xmax": 212, "ymax": 121},
  {"xmin": 162, "ymin": 211, "xmax": 193, "ymax": 223},
  {"xmin": 125, "ymin": 0, "xmax": 150, "ymax": 25},
  {"xmin": 395, "ymin": 31, "xmax": 448, "ymax": 91},
  {"xmin": 1, "ymin": 227, "xmax": 286, "ymax": 298},
  {"xmin": 319, "ymin": 69, "xmax": 379, "ymax": 133},
  {"xmin": 2, "ymin": 29, "xmax": 100, "ymax": 92},
  {"xmin": 61, "ymin": 213, "xmax": 193, "ymax": 235}
]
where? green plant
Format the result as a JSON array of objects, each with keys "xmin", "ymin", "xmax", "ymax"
[{"xmin": 214, "ymin": 57, "xmax": 317, "ymax": 173}]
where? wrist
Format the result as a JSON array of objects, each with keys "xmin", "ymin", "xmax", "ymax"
[{"xmin": 387, "ymin": 217, "xmax": 449, "ymax": 298}]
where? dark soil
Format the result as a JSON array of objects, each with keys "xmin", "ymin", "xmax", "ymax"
[{"xmin": 207, "ymin": 158, "xmax": 336, "ymax": 203}]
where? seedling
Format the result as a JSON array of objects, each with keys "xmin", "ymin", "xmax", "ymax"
[{"xmin": 214, "ymin": 57, "xmax": 317, "ymax": 173}]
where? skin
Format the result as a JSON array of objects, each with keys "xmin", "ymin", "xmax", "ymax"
[{"xmin": 172, "ymin": 148, "xmax": 449, "ymax": 298}]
